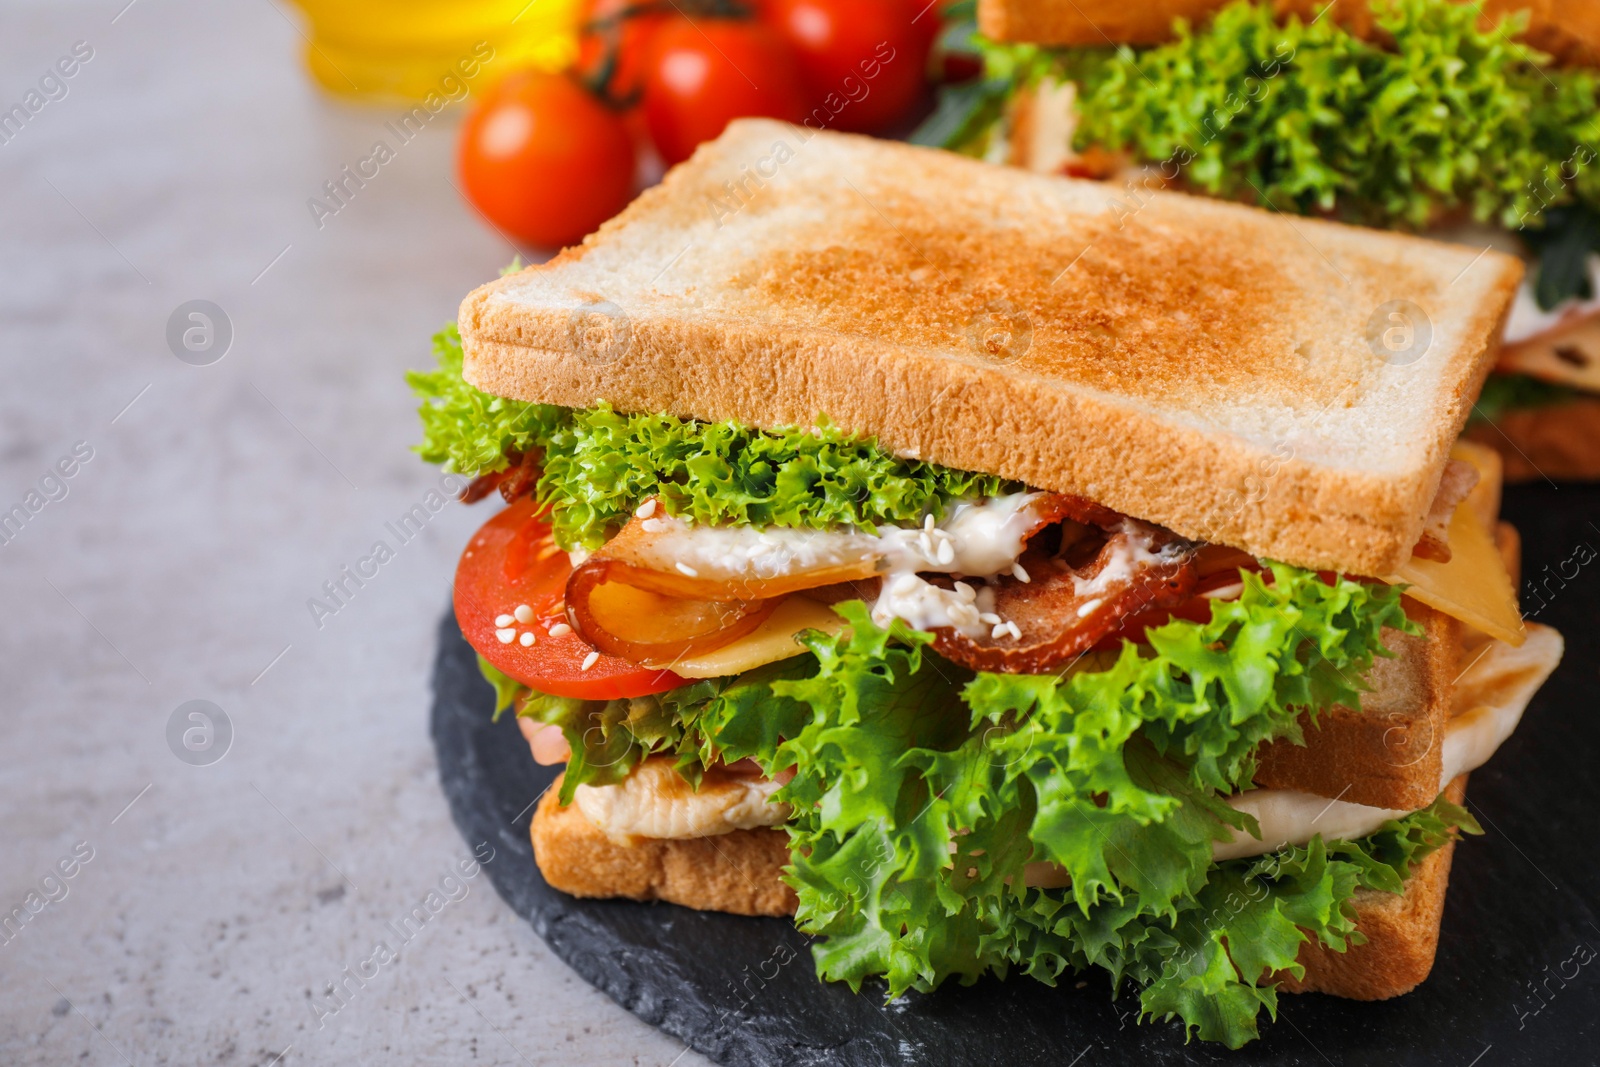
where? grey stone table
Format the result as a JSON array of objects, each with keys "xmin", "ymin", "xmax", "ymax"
[{"xmin": 0, "ymin": 2, "xmax": 706, "ymax": 1064}]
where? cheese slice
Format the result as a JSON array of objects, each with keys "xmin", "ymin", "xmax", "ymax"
[
  {"xmin": 1386, "ymin": 441, "xmax": 1524, "ymax": 646},
  {"xmin": 669, "ymin": 596, "xmax": 846, "ymax": 678},
  {"xmin": 1452, "ymin": 438, "xmax": 1503, "ymax": 531},
  {"xmin": 1390, "ymin": 497, "xmax": 1526, "ymax": 646}
]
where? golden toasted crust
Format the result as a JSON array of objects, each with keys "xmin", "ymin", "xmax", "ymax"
[
  {"xmin": 531, "ymin": 777, "xmax": 797, "ymax": 917},
  {"xmin": 977, "ymin": 0, "xmax": 1600, "ymax": 63},
  {"xmin": 1254, "ymin": 605, "xmax": 1458, "ymax": 810},
  {"xmin": 1467, "ymin": 397, "xmax": 1600, "ymax": 482},
  {"xmin": 979, "ymin": 0, "xmax": 1230, "ymax": 45},
  {"xmin": 460, "ymin": 121, "xmax": 1522, "ymax": 576},
  {"xmin": 1277, "ymin": 774, "xmax": 1469, "ymax": 1000}
]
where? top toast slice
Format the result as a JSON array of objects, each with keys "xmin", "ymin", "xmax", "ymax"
[{"xmin": 459, "ymin": 120, "xmax": 1522, "ymax": 575}]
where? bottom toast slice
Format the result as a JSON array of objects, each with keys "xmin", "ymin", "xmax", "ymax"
[
  {"xmin": 532, "ymin": 776, "xmax": 796, "ymax": 917},
  {"xmin": 531, "ymin": 774, "xmax": 1470, "ymax": 997},
  {"xmin": 1274, "ymin": 773, "xmax": 1467, "ymax": 1000}
]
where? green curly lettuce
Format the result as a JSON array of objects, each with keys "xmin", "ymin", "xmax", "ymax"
[
  {"xmin": 407, "ymin": 323, "xmax": 566, "ymax": 476},
  {"xmin": 764, "ymin": 569, "xmax": 1415, "ymax": 999},
  {"xmin": 484, "ymin": 564, "xmax": 1432, "ymax": 1045},
  {"xmin": 1065, "ymin": 0, "xmax": 1600, "ymax": 229},
  {"xmin": 410, "ymin": 324, "xmax": 1013, "ymax": 549},
  {"xmin": 510, "ymin": 658, "xmax": 816, "ymax": 804},
  {"xmin": 1013, "ymin": 793, "xmax": 1478, "ymax": 1047}
]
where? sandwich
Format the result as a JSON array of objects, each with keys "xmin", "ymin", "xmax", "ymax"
[
  {"xmin": 409, "ymin": 120, "xmax": 1564, "ymax": 1047},
  {"xmin": 919, "ymin": 0, "xmax": 1600, "ymax": 480}
]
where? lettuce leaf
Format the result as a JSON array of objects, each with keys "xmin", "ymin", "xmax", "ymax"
[
  {"xmin": 506, "ymin": 657, "xmax": 817, "ymax": 804},
  {"xmin": 408, "ymin": 323, "xmax": 566, "ymax": 478},
  {"xmin": 1063, "ymin": 0, "xmax": 1600, "ymax": 231},
  {"xmin": 536, "ymin": 405, "xmax": 1013, "ymax": 550},
  {"xmin": 762, "ymin": 571, "xmax": 1413, "ymax": 1003},
  {"xmin": 1041, "ymin": 793, "xmax": 1477, "ymax": 1047},
  {"xmin": 486, "ymin": 565, "xmax": 1428, "ymax": 1044},
  {"xmin": 410, "ymin": 325, "xmax": 1013, "ymax": 549}
]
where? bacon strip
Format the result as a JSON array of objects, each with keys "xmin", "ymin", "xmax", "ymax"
[
  {"xmin": 931, "ymin": 520, "xmax": 1199, "ymax": 673},
  {"xmin": 1412, "ymin": 459, "xmax": 1478, "ymax": 563},
  {"xmin": 1042, "ymin": 493, "xmax": 1129, "ymax": 530},
  {"xmin": 460, "ymin": 449, "xmax": 542, "ymax": 505}
]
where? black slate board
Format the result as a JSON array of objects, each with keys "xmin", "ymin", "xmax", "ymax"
[{"xmin": 430, "ymin": 483, "xmax": 1600, "ymax": 1067}]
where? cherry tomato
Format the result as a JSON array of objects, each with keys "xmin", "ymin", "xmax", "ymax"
[
  {"xmin": 761, "ymin": 0, "xmax": 932, "ymax": 133},
  {"xmin": 642, "ymin": 17, "xmax": 806, "ymax": 165},
  {"xmin": 457, "ymin": 71, "xmax": 635, "ymax": 249},
  {"xmin": 577, "ymin": 0, "xmax": 671, "ymax": 107},
  {"xmin": 455, "ymin": 495, "xmax": 684, "ymax": 699}
]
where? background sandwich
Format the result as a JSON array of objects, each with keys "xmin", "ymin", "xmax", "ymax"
[
  {"xmin": 919, "ymin": 0, "xmax": 1600, "ymax": 479},
  {"xmin": 411, "ymin": 122, "xmax": 1562, "ymax": 1047}
]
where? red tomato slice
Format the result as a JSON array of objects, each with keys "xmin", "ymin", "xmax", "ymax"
[{"xmin": 454, "ymin": 495, "xmax": 685, "ymax": 699}]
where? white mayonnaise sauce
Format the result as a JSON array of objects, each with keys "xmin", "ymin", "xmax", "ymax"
[
  {"xmin": 1070, "ymin": 520, "xmax": 1184, "ymax": 599},
  {"xmin": 633, "ymin": 493, "xmax": 1048, "ymax": 638}
]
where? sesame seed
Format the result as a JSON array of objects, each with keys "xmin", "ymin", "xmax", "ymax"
[
  {"xmin": 495, "ymin": 613, "xmax": 515, "ymax": 627},
  {"xmin": 1004, "ymin": 622, "xmax": 1022, "ymax": 640},
  {"xmin": 954, "ymin": 581, "xmax": 975, "ymax": 600},
  {"xmin": 1011, "ymin": 562, "xmax": 1031, "ymax": 584},
  {"xmin": 923, "ymin": 513, "xmax": 935, "ymax": 532},
  {"xmin": 549, "ymin": 622, "xmax": 573, "ymax": 638},
  {"xmin": 514, "ymin": 604, "xmax": 534, "ymax": 623},
  {"xmin": 675, "ymin": 562, "xmax": 699, "ymax": 577},
  {"xmin": 979, "ymin": 612, "xmax": 1001, "ymax": 625},
  {"xmin": 581, "ymin": 651, "xmax": 600, "ymax": 671},
  {"xmin": 991, "ymin": 622, "xmax": 1009, "ymax": 640},
  {"xmin": 519, "ymin": 632, "xmax": 535, "ymax": 647},
  {"xmin": 1076, "ymin": 598, "xmax": 1102, "ymax": 618},
  {"xmin": 495, "ymin": 628, "xmax": 516, "ymax": 644},
  {"xmin": 635, "ymin": 499, "xmax": 657, "ymax": 519},
  {"xmin": 936, "ymin": 539, "xmax": 955, "ymax": 566}
]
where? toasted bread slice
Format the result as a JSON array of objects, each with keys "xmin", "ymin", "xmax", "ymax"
[
  {"xmin": 1254, "ymin": 604, "xmax": 1457, "ymax": 811},
  {"xmin": 460, "ymin": 121, "xmax": 1521, "ymax": 576},
  {"xmin": 532, "ymin": 776, "xmax": 797, "ymax": 917},
  {"xmin": 977, "ymin": 0, "xmax": 1600, "ymax": 64},
  {"xmin": 1467, "ymin": 396, "xmax": 1600, "ymax": 482},
  {"xmin": 533, "ymin": 773, "xmax": 1471, "ymax": 1000}
]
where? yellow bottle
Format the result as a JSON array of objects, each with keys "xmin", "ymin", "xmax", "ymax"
[{"xmin": 287, "ymin": 0, "xmax": 582, "ymax": 104}]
